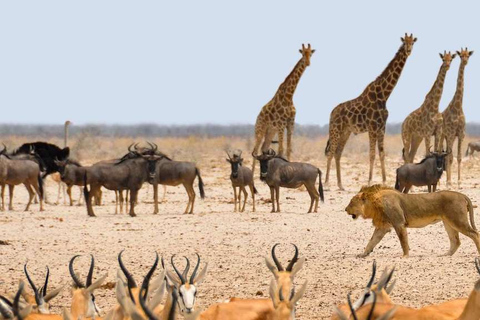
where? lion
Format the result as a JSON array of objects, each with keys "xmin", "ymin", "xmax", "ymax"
[{"xmin": 345, "ymin": 184, "xmax": 480, "ymax": 257}]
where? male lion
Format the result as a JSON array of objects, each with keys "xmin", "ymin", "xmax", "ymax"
[{"xmin": 346, "ymin": 185, "xmax": 480, "ymax": 257}]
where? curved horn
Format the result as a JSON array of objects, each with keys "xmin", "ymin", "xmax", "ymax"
[
  {"xmin": 285, "ymin": 244, "xmax": 298, "ymax": 272},
  {"xmin": 366, "ymin": 260, "xmax": 377, "ymax": 289},
  {"xmin": 270, "ymin": 149, "xmax": 276, "ymax": 157},
  {"xmin": 152, "ymin": 143, "xmax": 158, "ymax": 152},
  {"xmin": 189, "ymin": 253, "xmax": 201, "ymax": 284},
  {"xmin": 182, "ymin": 257, "xmax": 190, "ymax": 283},
  {"xmin": 271, "ymin": 244, "xmax": 284, "ymax": 272},
  {"xmin": 69, "ymin": 256, "xmax": 85, "ymax": 288},
  {"xmin": 226, "ymin": 150, "xmax": 232, "ymax": 160},
  {"xmin": 42, "ymin": 266, "xmax": 49, "ymax": 298},
  {"xmin": 0, "ymin": 295, "xmax": 13, "ymax": 319},
  {"xmin": 13, "ymin": 282, "xmax": 24, "ymax": 319},
  {"xmin": 251, "ymin": 151, "xmax": 257, "ymax": 159},
  {"xmin": 118, "ymin": 250, "xmax": 138, "ymax": 289},
  {"xmin": 367, "ymin": 291, "xmax": 377, "ymax": 319},
  {"xmin": 134, "ymin": 143, "xmax": 140, "ymax": 150},
  {"xmin": 128, "ymin": 143, "xmax": 134, "ymax": 152},
  {"xmin": 171, "ymin": 255, "xmax": 186, "ymax": 284},
  {"xmin": 141, "ymin": 252, "xmax": 159, "ymax": 300},
  {"xmin": 0, "ymin": 144, "xmax": 6, "ymax": 154},
  {"xmin": 347, "ymin": 293, "xmax": 358, "ymax": 320},
  {"xmin": 24, "ymin": 264, "xmax": 40, "ymax": 305},
  {"xmin": 86, "ymin": 255, "xmax": 95, "ymax": 288}
]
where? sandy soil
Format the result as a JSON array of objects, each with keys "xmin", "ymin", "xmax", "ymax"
[{"xmin": 1, "ymin": 137, "xmax": 480, "ymax": 319}]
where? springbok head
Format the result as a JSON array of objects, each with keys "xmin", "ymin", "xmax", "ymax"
[
  {"xmin": 23, "ymin": 263, "xmax": 64, "ymax": 314},
  {"xmin": 269, "ymin": 279, "xmax": 307, "ymax": 320},
  {"xmin": 165, "ymin": 254, "xmax": 208, "ymax": 314}
]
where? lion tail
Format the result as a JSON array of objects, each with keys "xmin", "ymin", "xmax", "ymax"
[{"xmin": 466, "ymin": 195, "xmax": 477, "ymax": 231}]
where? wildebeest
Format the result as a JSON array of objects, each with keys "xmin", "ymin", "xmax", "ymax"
[
  {"xmin": 0, "ymin": 146, "xmax": 44, "ymax": 211},
  {"xmin": 226, "ymin": 150, "xmax": 257, "ymax": 212},
  {"xmin": 84, "ymin": 151, "xmax": 162, "ymax": 217},
  {"xmin": 252, "ymin": 149, "xmax": 324, "ymax": 213},
  {"xmin": 395, "ymin": 151, "xmax": 448, "ymax": 193},
  {"xmin": 466, "ymin": 141, "xmax": 480, "ymax": 158},
  {"xmin": 150, "ymin": 149, "xmax": 205, "ymax": 215}
]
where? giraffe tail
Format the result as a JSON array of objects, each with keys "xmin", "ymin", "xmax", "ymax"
[{"xmin": 324, "ymin": 139, "xmax": 331, "ymax": 156}]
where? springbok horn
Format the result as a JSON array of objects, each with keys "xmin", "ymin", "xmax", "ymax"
[
  {"xmin": 475, "ymin": 258, "xmax": 480, "ymax": 275},
  {"xmin": 1, "ymin": 144, "xmax": 6, "ymax": 154},
  {"xmin": 118, "ymin": 251, "xmax": 138, "ymax": 289},
  {"xmin": 182, "ymin": 257, "xmax": 190, "ymax": 283},
  {"xmin": 367, "ymin": 291, "xmax": 377, "ymax": 319},
  {"xmin": 271, "ymin": 244, "xmax": 284, "ymax": 271},
  {"xmin": 24, "ymin": 264, "xmax": 41, "ymax": 305},
  {"xmin": 86, "ymin": 255, "xmax": 95, "ymax": 288},
  {"xmin": 13, "ymin": 282, "xmax": 24, "ymax": 318},
  {"xmin": 139, "ymin": 284, "xmax": 160, "ymax": 320},
  {"xmin": 285, "ymin": 244, "xmax": 298, "ymax": 272},
  {"xmin": 189, "ymin": 253, "xmax": 201, "ymax": 284},
  {"xmin": 171, "ymin": 255, "xmax": 186, "ymax": 284},
  {"xmin": 366, "ymin": 260, "xmax": 377, "ymax": 288},
  {"xmin": 42, "ymin": 266, "xmax": 49, "ymax": 298},
  {"xmin": 0, "ymin": 295, "xmax": 13, "ymax": 319},
  {"xmin": 141, "ymin": 252, "xmax": 159, "ymax": 300},
  {"xmin": 347, "ymin": 293, "xmax": 358, "ymax": 320},
  {"xmin": 69, "ymin": 256, "xmax": 85, "ymax": 288}
]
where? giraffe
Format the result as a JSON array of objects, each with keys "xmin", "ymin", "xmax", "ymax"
[
  {"xmin": 251, "ymin": 44, "xmax": 315, "ymax": 174},
  {"xmin": 324, "ymin": 34, "xmax": 416, "ymax": 190},
  {"xmin": 401, "ymin": 51, "xmax": 456, "ymax": 163},
  {"xmin": 441, "ymin": 48, "xmax": 473, "ymax": 187}
]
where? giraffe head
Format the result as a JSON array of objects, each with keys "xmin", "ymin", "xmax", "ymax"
[
  {"xmin": 439, "ymin": 51, "xmax": 456, "ymax": 70},
  {"xmin": 456, "ymin": 47, "xmax": 474, "ymax": 65},
  {"xmin": 400, "ymin": 33, "xmax": 417, "ymax": 56},
  {"xmin": 299, "ymin": 43, "xmax": 315, "ymax": 66}
]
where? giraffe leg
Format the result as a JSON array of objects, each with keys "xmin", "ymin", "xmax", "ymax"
[
  {"xmin": 424, "ymin": 135, "xmax": 432, "ymax": 157},
  {"xmin": 408, "ymin": 136, "xmax": 422, "ymax": 163},
  {"xmin": 286, "ymin": 120, "xmax": 294, "ymax": 160},
  {"xmin": 368, "ymin": 132, "xmax": 378, "ymax": 186},
  {"xmin": 277, "ymin": 126, "xmax": 285, "ymax": 157},
  {"xmin": 377, "ymin": 131, "xmax": 387, "ymax": 184},
  {"xmin": 402, "ymin": 132, "xmax": 412, "ymax": 163},
  {"xmin": 325, "ymin": 131, "xmax": 340, "ymax": 189},
  {"xmin": 333, "ymin": 132, "xmax": 351, "ymax": 191},
  {"xmin": 457, "ymin": 135, "xmax": 464, "ymax": 187},
  {"xmin": 445, "ymin": 138, "xmax": 455, "ymax": 188},
  {"xmin": 251, "ymin": 132, "xmax": 263, "ymax": 178}
]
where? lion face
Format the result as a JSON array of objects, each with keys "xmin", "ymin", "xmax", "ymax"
[{"xmin": 345, "ymin": 193, "xmax": 366, "ymax": 220}]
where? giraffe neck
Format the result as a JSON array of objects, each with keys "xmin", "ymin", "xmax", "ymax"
[
  {"xmin": 423, "ymin": 63, "xmax": 449, "ymax": 112},
  {"xmin": 370, "ymin": 44, "xmax": 409, "ymax": 101},
  {"xmin": 452, "ymin": 61, "xmax": 466, "ymax": 110},
  {"xmin": 277, "ymin": 57, "xmax": 308, "ymax": 102}
]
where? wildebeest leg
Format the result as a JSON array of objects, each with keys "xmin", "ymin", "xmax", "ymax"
[
  {"xmin": 120, "ymin": 191, "xmax": 125, "ymax": 214},
  {"xmin": 85, "ymin": 185, "xmax": 97, "ymax": 217},
  {"xmin": 232, "ymin": 186, "xmax": 237, "ymax": 212},
  {"xmin": 153, "ymin": 183, "xmax": 159, "ymax": 214},
  {"xmin": 403, "ymin": 185, "xmax": 412, "ymax": 194},
  {"xmin": 249, "ymin": 184, "xmax": 256, "ymax": 212},
  {"xmin": 433, "ymin": 183, "xmax": 437, "ymax": 192},
  {"xmin": 305, "ymin": 183, "xmax": 315, "ymax": 213},
  {"xmin": 427, "ymin": 185, "xmax": 431, "ymax": 193},
  {"xmin": 442, "ymin": 221, "xmax": 460, "ymax": 256},
  {"xmin": 269, "ymin": 187, "xmax": 275, "ymax": 213},
  {"xmin": 30, "ymin": 182, "xmax": 44, "ymax": 212},
  {"xmin": 77, "ymin": 186, "xmax": 83, "ymax": 206},
  {"xmin": 24, "ymin": 184, "xmax": 34, "ymax": 211},
  {"xmin": 237, "ymin": 187, "xmax": 241, "ymax": 212},
  {"xmin": 125, "ymin": 190, "xmax": 129, "ymax": 212},
  {"xmin": 183, "ymin": 185, "xmax": 192, "ymax": 214},
  {"xmin": 114, "ymin": 191, "xmax": 119, "ymax": 214},
  {"xmin": 128, "ymin": 189, "xmax": 137, "ymax": 217},
  {"xmin": 8, "ymin": 185, "xmax": 14, "ymax": 211},
  {"xmin": 275, "ymin": 186, "xmax": 280, "ymax": 213},
  {"xmin": 161, "ymin": 185, "xmax": 167, "ymax": 203},
  {"xmin": 393, "ymin": 225, "xmax": 410, "ymax": 257},
  {"xmin": 241, "ymin": 186, "xmax": 247, "ymax": 212},
  {"xmin": 67, "ymin": 185, "xmax": 73, "ymax": 206},
  {"xmin": 188, "ymin": 185, "xmax": 196, "ymax": 214},
  {"xmin": 0, "ymin": 184, "xmax": 4, "ymax": 211},
  {"xmin": 359, "ymin": 227, "xmax": 389, "ymax": 258}
]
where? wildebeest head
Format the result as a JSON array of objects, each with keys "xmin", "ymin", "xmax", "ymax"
[
  {"xmin": 431, "ymin": 150, "xmax": 449, "ymax": 174},
  {"xmin": 226, "ymin": 150, "xmax": 243, "ymax": 178},
  {"xmin": 143, "ymin": 154, "xmax": 163, "ymax": 183},
  {"xmin": 54, "ymin": 159, "xmax": 68, "ymax": 179},
  {"xmin": 252, "ymin": 149, "xmax": 276, "ymax": 181}
]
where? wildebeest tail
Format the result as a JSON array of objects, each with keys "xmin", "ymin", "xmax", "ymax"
[
  {"xmin": 466, "ymin": 195, "xmax": 477, "ymax": 231},
  {"xmin": 318, "ymin": 169, "xmax": 325, "ymax": 202},
  {"xmin": 83, "ymin": 172, "xmax": 90, "ymax": 203},
  {"xmin": 37, "ymin": 174, "xmax": 44, "ymax": 199},
  {"xmin": 402, "ymin": 148, "xmax": 405, "ymax": 161},
  {"xmin": 394, "ymin": 169, "xmax": 400, "ymax": 191},
  {"xmin": 466, "ymin": 145, "xmax": 470, "ymax": 157},
  {"xmin": 324, "ymin": 139, "xmax": 331, "ymax": 156},
  {"xmin": 196, "ymin": 168, "xmax": 205, "ymax": 199},
  {"xmin": 253, "ymin": 185, "xmax": 258, "ymax": 194}
]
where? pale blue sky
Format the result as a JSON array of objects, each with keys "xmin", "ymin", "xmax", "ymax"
[{"xmin": 0, "ymin": 1, "xmax": 478, "ymax": 125}]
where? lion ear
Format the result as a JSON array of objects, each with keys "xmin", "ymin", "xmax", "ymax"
[{"xmin": 360, "ymin": 193, "xmax": 367, "ymax": 201}]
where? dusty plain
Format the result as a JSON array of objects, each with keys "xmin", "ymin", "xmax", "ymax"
[{"xmin": 1, "ymin": 134, "xmax": 480, "ymax": 319}]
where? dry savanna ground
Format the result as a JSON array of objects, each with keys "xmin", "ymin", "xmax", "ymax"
[{"xmin": 1, "ymin": 134, "xmax": 480, "ymax": 319}]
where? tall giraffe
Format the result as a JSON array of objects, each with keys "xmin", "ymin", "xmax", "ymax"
[
  {"xmin": 441, "ymin": 48, "xmax": 473, "ymax": 187},
  {"xmin": 325, "ymin": 34, "xmax": 416, "ymax": 190},
  {"xmin": 401, "ymin": 51, "xmax": 456, "ymax": 163},
  {"xmin": 251, "ymin": 44, "xmax": 315, "ymax": 173}
]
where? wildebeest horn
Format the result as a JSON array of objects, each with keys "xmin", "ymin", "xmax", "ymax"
[
  {"xmin": 24, "ymin": 264, "xmax": 41, "ymax": 305},
  {"xmin": 134, "ymin": 143, "xmax": 140, "ymax": 150},
  {"xmin": 269, "ymin": 149, "xmax": 276, "ymax": 156},
  {"xmin": 171, "ymin": 255, "xmax": 186, "ymax": 284},
  {"xmin": 285, "ymin": 244, "xmax": 298, "ymax": 272},
  {"xmin": 366, "ymin": 260, "xmax": 377, "ymax": 288},
  {"xmin": 189, "ymin": 253, "xmax": 200, "ymax": 284},
  {"xmin": 118, "ymin": 250, "xmax": 138, "ymax": 289},
  {"xmin": 152, "ymin": 143, "xmax": 158, "ymax": 152},
  {"xmin": 271, "ymin": 244, "xmax": 284, "ymax": 272},
  {"xmin": 86, "ymin": 255, "xmax": 94, "ymax": 288},
  {"xmin": 69, "ymin": 256, "xmax": 85, "ymax": 288},
  {"xmin": 1, "ymin": 144, "xmax": 7, "ymax": 154},
  {"xmin": 141, "ymin": 252, "xmax": 159, "ymax": 300},
  {"xmin": 128, "ymin": 143, "xmax": 134, "ymax": 152}
]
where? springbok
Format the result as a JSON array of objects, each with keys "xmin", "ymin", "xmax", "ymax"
[
  {"xmin": 68, "ymin": 255, "xmax": 107, "ymax": 320},
  {"xmin": 164, "ymin": 254, "xmax": 208, "ymax": 315},
  {"xmin": 334, "ymin": 291, "xmax": 397, "ymax": 320},
  {"xmin": 226, "ymin": 150, "xmax": 257, "ymax": 212},
  {"xmin": 23, "ymin": 264, "xmax": 63, "ymax": 314},
  {"xmin": 252, "ymin": 149, "xmax": 324, "ymax": 213}
]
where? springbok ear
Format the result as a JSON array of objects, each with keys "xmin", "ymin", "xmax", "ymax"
[
  {"xmin": 386, "ymin": 279, "xmax": 396, "ymax": 295},
  {"xmin": 265, "ymin": 257, "xmax": 278, "ymax": 277},
  {"xmin": 148, "ymin": 278, "xmax": 166, "ymax": 310},
  {"xmin": 193, "ymin": 263, "xmax": 208, "ymax": 285},
  {"xmin": 165, "ymin": 270, "xmax": 182, "ymax": 286},
  {"xmin": 87, "ymin": 273, "xmax": 108, "ymax": 294},
  {"xmin": 269, "ymin": 279, "xmax": 279, "ymax": 308},
  {"xmin": 290, "ymin": 257, "xmax": 305, "ymax": 278},
  {"xmin": 290, "ymin": 280, "xmax": 307, "ymax": 305},
  {"xmin": 115, "ymin": 278, "xmax": 127, "ymax": 305},
  {"xmin": 333, "ymin": 306, "xmax": 349, "ymax": 320},
  {"xmin": 62, "ymin": 308, "xmax": 73, "ymax": 320},
  {"xmin": 377, "ymin": 306, "xmax": 398, "ymax": 320},
  {"xmin": 44, "ymin": 285, "xmax": 65, "ymax": 302}
]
